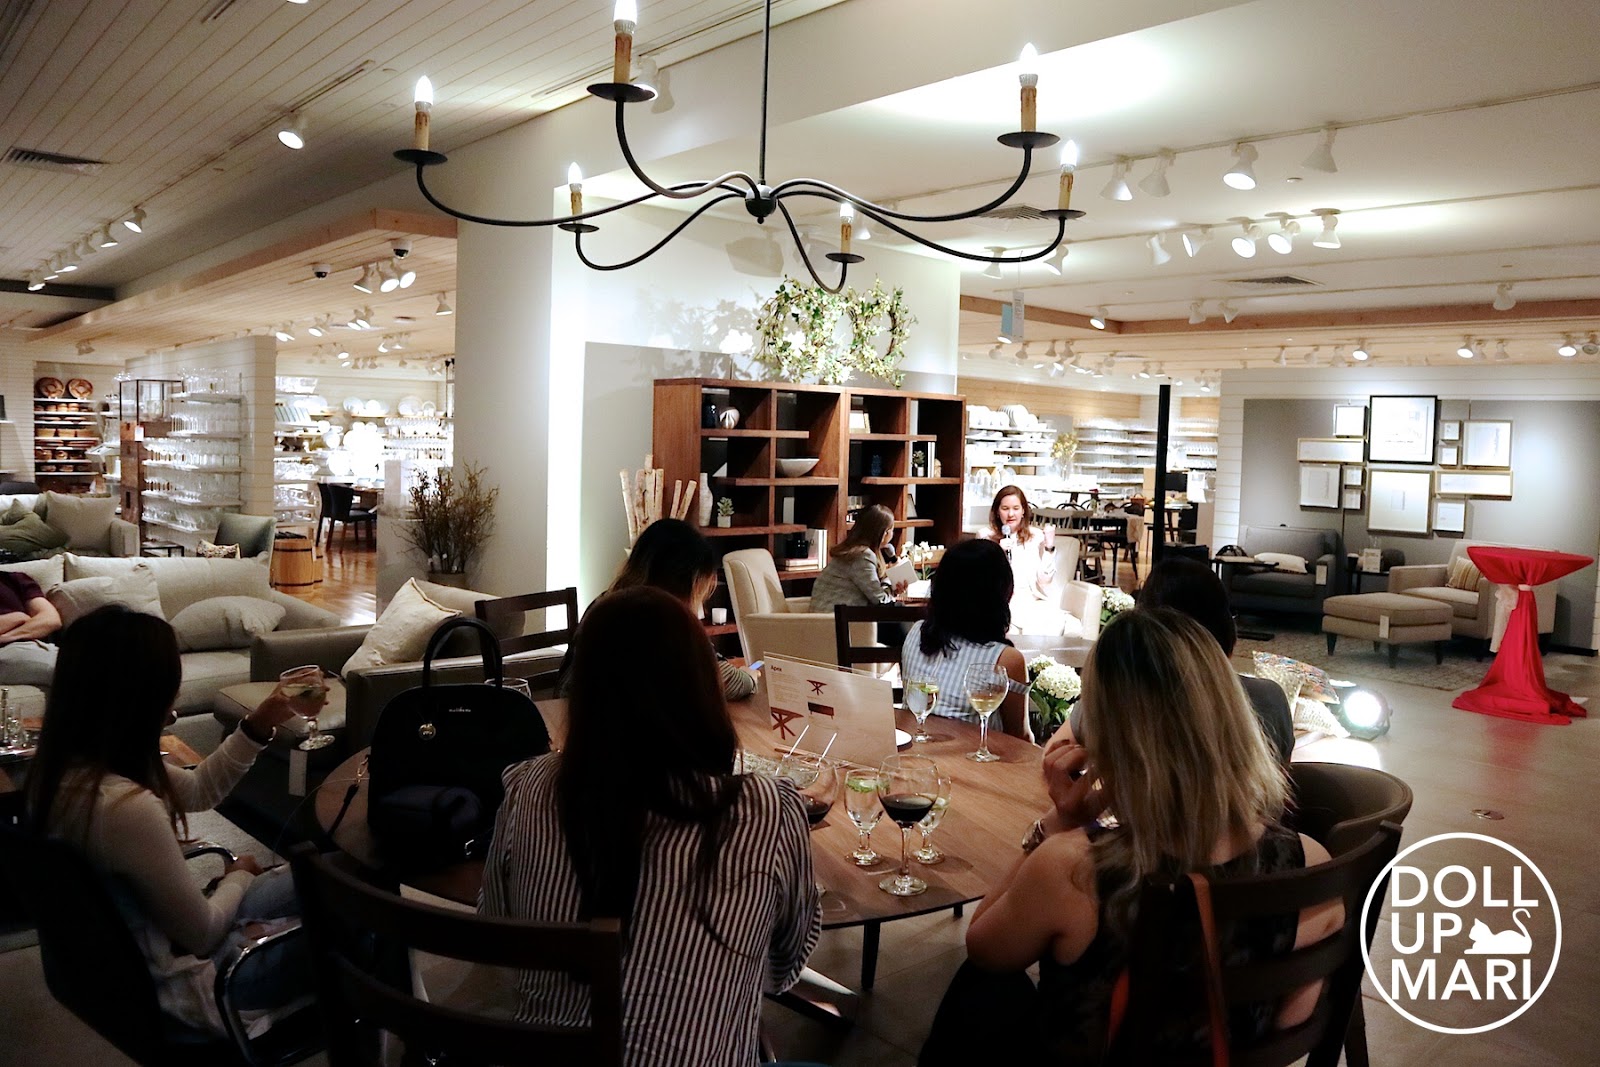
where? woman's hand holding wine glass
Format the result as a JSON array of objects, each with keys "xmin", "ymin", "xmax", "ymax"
[{"xmin": 277, "ymin": 664, "xmax": 333, "ymax": 751}]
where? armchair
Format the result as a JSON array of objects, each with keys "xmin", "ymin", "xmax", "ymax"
[
  {"xmin": 216, "ymin": 513, "xmax": 278, "ymax": 563},
  {"xmin": 1225, "ymin": 525, "xmax": 1343, "ymax": 616},
  {"xmin": 722, "ymin": 547, "xmax": 839, "ymax": 666},
  {"xmin": 1388, "ymin": 540, "xmax": 1556, "ymax": 646}
]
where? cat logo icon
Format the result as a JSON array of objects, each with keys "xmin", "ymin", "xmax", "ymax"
[{"xmin": 1362, "ymin": 832, "xmax": 1560, "ymax": 1035}]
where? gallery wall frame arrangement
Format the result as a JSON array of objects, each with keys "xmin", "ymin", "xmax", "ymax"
[
  {"xmin": 1440, "ymin": 420, "xmax": 1461, "ymax": 443},
  {"xmin": 1437, "ymin": 469, "xmax": 1513, "ymax": 499},
  {"xmin": 1461, "ymin": 419, "xmax": 1513, "ymax": 469},
  {"xmin": 1432, "ymin": 497, "xmax": 1467, "ymax": 534},
  {"xmin": 1297, "ymin": 437, "xmax": 1365, "ymax": 464},
  {"xmin": 1367, "ymin": 467, "xmax": 1434, "ymax": 533},
  {"xmin": 1342, "ymin": 488, "xmax": 1364, "ymax": 511},
  {"xmin": 1333, "ymin": 404, "xmax": 1368, "ymax": 438},
  {"xmin": 1366, "ymin": 395, "xmax": 1439, "ymax": 465},
  {"xmin": 1439, "ymin": 444, "xmax": 1460, "ymax": 466},
  {"xmin": 1342, "ymin": 465, "xmax": 1364, "ymax": 487},
  {"xmin": 1299, "ymin": 463, "xmax": 1342, "ymax": 509}
]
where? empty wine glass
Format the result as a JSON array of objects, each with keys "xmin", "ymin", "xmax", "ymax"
[
  {"xmin": 279, "ymin": 664, "xmax": 332, "ymax": 751},
  {"xmin": 877, "ymin": 754, "xmax": 938, "ymax": 897},
  {"xmin": 905, "ymin": 677, "xmax": 940, "ymax": 743},
  {"xmin": 964, "ymin": 664, "xmax": 1009, "ymax": 763},
  {"xmin": 914, "ymin": 772, "xmax": 953, "ymax": 865},
  {"xmin": 844, "ymin": 768, "xmax": 883, "ymax": 866}
]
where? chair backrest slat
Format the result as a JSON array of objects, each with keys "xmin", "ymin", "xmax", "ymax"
[
  {"xmin": 831, "ymin": 603, "xmax": 925, "ymax": 668},
  {"xmin": 476, "ymin": 587, "xmax": 580, "ymax": 661}
]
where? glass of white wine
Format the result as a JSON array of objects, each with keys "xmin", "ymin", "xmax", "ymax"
[
  {"xmin": 963, "ymin": 664, "xmax": 1008, "ymax": 763},
  {"xmin": 914, "ymin": 772, "xmax": 952, "ymax": 864},
  {"xmin": 279, "ymin": 664, "xmax": 332, "ymax": 751},
  {"xmin": 844, "ymin": 768, "xmax": 883, "ymax": 866},
  {"xmin": 905, "ymin": 677, "xmax": 939, "ymax": 743}
]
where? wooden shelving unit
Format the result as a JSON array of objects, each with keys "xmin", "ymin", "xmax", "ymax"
[
  {"xmin": 33, "ymin": 396, "xmax": 103, "ymax": 492},
  {"xmin": 653, "ymin": 378, "xmax": 965, "ymax": 642}
]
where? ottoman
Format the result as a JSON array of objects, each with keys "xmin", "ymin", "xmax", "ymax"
[{"xmin": 1322, "ymin": 592, "xmax": 1452, "ymax": 667}]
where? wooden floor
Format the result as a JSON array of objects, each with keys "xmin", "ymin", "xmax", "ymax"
[{"xmin": 281, "ymin": 536, "xmax": 378, "ymax": 625}]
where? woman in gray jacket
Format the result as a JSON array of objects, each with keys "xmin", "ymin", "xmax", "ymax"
[{"xmin": 808, "ymin": 505, "xmax": 909, "ymax": 645}]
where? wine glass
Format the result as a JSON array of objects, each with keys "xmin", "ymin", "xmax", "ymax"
[
  {"xmin": 279, "ymin": 664, "xmax": 332, "ymax": 751},
  {"xmin": 905, "ymin": 677, "xmax": 940, "ymax": 743},
  {"xmin": 964, "ymin": 664, "xmax": 1009, "ymax": 763},
  {"xmin": 877, "ymin": 754, "xmax": 938, "ymax": 897},
  {"xmin": 844, "ymin": 768, "xmax": 884, "ymax": 866},
  {"xmin": 914, "ymin": 772, "xmax": 953, "ymax": 865},
  {"xmin": 778, "ymin": 752, "xmax": 837, "ymax": 830}
]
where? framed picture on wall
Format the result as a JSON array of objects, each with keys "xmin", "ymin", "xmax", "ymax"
[
  {"xmin": 1440, "ymin": 420, "xmax": 1462, "ymax": 442},
  {"xmin": 1461, "ymin": 419, "xmax": 1512, "ymax": 468},
  {"xmin": 1367, "ymin": 468, "xmax": 1433, "ymax": 533},
  {"xmin": 1432, "ymin": 497, "xmax": 1467, "ymax": 534},
  {"xmin": 1342, "ymin": 489, "xmax": 1364, "ymax": 511},
  {"xmin": 1342, "ymin": 465, "xmax": 1364, "ymax": 487},
  {"xmin": 1297, "ymin": 437, "xmax": 1365, "ymax": 463},
  {"xmin": 1333, "ymin": 404, "xmax": 1368, "ymax": 438},
  {"xmin": 1437, "ymin": 470, "xmax": 1513, "ymax": 498},
  {"xmin": 1299, "ymin": 464, "xmax": 1341, "ymax": 509},
  {"xmin": 1438, "ymin": 444, "xmax": 1459, "ymax": 466},
  {"xmin": 1366, "ymin": 395, "xmax": 1438, "ymax": 464}
]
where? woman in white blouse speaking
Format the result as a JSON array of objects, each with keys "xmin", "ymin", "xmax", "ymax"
[{"xmin": 985, "ymin": 485, "xmax": 1064, "ymax": 635}]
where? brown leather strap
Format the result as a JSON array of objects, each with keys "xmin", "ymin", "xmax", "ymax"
[
  {"xmin": 1105, "ymin": 967, "xmax": 1131, "ymax": 1044},
  {"xmin": 1187, "ymin": 872, "xmax": 1232, "ymax": 1067}
]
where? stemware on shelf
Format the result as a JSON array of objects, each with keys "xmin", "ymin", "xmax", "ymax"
[
  {"xmin": 877, "ymin": 753, "xmax": 938, "ymax": 897},
  {"xmin": 963, "ymin": 664, "xmax": 1009, "ymax": 763},
  {"xmin": 844, "ymin": 768, "xmax": 884, "ymax": 866},
  {"xmin": 914, "ymin": 771, "xmax": 953, "ymax": 865}
]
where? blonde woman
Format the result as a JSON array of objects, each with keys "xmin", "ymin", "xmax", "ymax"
[{"xmin": 926, "ymin": 609, "xmax": 1339, "ymax": 1062}]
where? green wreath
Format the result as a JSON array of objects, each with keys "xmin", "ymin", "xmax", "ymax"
[{"xmin": 753, "ymin": 277, "xmax": 915, "ymax": 387}]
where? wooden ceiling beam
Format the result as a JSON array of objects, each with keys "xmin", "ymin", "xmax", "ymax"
[{"xmin": 958, "ymin": 294, "xmax": 1115, "ymax": 334}]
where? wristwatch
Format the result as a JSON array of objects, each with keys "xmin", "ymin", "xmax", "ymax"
[{"xmin": 239, "ymin": 718, "xmax": 278, "ymax": 746}]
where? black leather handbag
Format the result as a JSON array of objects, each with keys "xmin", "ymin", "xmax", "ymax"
[{"xmin": 367, "ymin": 617, "xmax": 551, "ymax": 870}]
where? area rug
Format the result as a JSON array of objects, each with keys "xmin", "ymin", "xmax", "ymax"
[{"xmin": 1234, "ymin": 626, "xmax": 1487, "ymax": 693}]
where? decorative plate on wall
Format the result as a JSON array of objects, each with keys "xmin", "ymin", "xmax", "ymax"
[{"xmin": 35, "ymin": 377, "xmax": 65, "ymax": 398}]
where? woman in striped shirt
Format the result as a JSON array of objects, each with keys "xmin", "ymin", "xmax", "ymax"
[
  {"xmin": 900, "ymin": 538, "xmax": 1031, "ymax": 738},
  {"xmin": 482, "ymin": 587, "xmax": 822, "ymax": 1066}
]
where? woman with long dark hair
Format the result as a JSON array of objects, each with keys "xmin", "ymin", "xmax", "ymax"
[
  {"xmin": 26, "ymin": 606, "xmax": 308, "ymax": 1036},
  {"xmin": 899, "ymin": 538, "xmax": 1030, "ymax": 738},
  {"xmin": 481, "ymin": 587, "xmax": 821, "ymax": 1066}
]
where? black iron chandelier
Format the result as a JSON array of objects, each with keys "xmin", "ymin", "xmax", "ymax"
[{"xmin": 396, "ymin": 0, "xmax": 1083, "ymax": 293}]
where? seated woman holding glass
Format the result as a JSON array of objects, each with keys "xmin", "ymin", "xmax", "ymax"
[{"xmin": 984, "ymin": 485, "xmax": 1071, "ymax": 636}]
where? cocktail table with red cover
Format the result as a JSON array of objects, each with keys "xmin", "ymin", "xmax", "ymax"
[{"xmin": 1452, "ymin": 545, "xmax": 1593, "ymax": 724}]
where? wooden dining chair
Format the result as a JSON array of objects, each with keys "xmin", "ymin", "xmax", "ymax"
[
  {"xmin": 474, "ymin": 586, "xmax": 580, "ymax": 694},
  {"xmin": 289, "ymin": 844, "xmax": 624, "ymax": 1067},
  {"xmin": 1107, "ymin": 821, "xmax": 1403, "ymax": 1067}
]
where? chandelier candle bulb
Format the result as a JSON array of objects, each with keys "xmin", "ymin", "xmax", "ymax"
[
  {"xmin": 839, "ymin": 202, "xmax": 854, "ymax": 256},
  {"xmin": 1057, "ymin": 140, "xmax": 1079, "ymax": 211},
  {"xmin": 1017, "ymin": 43, "xmax": 1039, "ymax": 132},
  {"xmin": 568, "ymin": 163, "xmax": 584, "ymax": 216},
  {"xmin": 613, "ymin": 0, "xmax": 637, "ymax": 85},
  {"xmin": 412, "ymin": 76, "xmax": 433, "ymax": 152}
]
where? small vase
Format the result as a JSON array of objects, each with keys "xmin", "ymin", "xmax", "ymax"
[
  {"xmin": 697, "ymin": 474, "xmax": 714, "ymax": 526},
  {"xmin": 716, "ymin": 515, "xmax": 732, "ymax": 528}
]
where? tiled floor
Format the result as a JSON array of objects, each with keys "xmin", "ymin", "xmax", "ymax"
[{"xmin": 4, "ymin": 577, "xmax": 1597, "ymax": 1066}]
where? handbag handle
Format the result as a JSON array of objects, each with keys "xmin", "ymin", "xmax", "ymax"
[{"xmin": 421, "ymin": 616, "xmax": 505, "ymax": 689}]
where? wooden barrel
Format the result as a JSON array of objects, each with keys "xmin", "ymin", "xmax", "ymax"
[{"xmin": 271, "ymin": 536, "xmax": 322, "ymax": 589}]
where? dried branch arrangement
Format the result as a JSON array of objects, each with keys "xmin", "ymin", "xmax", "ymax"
[{"xmin": 401, "ymin": 463, "xmax": 500, "ymax": 575}]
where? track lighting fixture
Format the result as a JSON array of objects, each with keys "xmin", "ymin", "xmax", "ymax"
[
  {"xmin": 1219, "ymin": 301, "xmax": 1240, "ymax": 324},
  {"xmin": 1493, "ymin": 341, "xmax": 1511, "ymax": 362},
  {"xmin": 435, "ymin": 293, "xmax": 454, "ymax": 315},
  {"xmin": 1147, "ymin": 233, "xmax": 1172, "ymax": 266},
  {"xmin": 353, "ymin": 264, "xmax": 375, "ymax": 294},
  {"xmin": 987, "ymin": 343, "xmax": 1003, "ymax": 360},
  {"xmin": 1231, "ymin": 221, "xmax": 1261, "ymax": 258},
  {"xmin": 1351, "ymin": 343, "xmax": 1370, "ymax": 362},
  {"xmin": 1088, "ymin": 307, "xmax": 1108, "ymax": 330},
  {"xmin": 1222, "ymin": 143, "xmax": 1258, "ymax": 190},
  {"xmin": 95, "ymin": 225, "xmax": 119, "ymax": 249},
  {"xmin": 1456, "ymin": 338, "xmax": 1476, "ymax": 359},
  {"xmin": 1199, "ymin": 377, "xmax": 1213, "ymax": 392},
  {"xmin": 1266, "ymin": 216, "xmax": 1299, "ymax": 254},
  {"xmin": 1048, "ymin": 361, "xmax": 1064, "ymax": 378},
  {"xmin": 397, "ymin": 263, "xmax": 417, "ymax": 288},
  {"xmin": 378, "ymin": 262, "xmax": 401, "ymax": 293},
  {"xmin": 636, "ymin": 57, "xmax": 674, "ymax": 113},
  {"xmin": 1492, "ymin": 283, "xmax": 1515, "ymax": 311},
  {"xmin": 1301, "ymin": 126, "xmax": 1338, "ymax": 174},
  {"xmin": 1188, "ymin": 301, "xmax": 1206, "ymax": 325},
  {"xmin": 122, "ymin": 207, "xmax": 146, "ymax": 233},
  {"xmin": 1310, "ymin": 208, "xmax": 1340, "ymax": 249},
  {"xmin": 378, "ymin": 337, "xmax": 391, "ymax": 353},
  {"xmin": 1100, "ymin": 159, "xmax": 1133, "ymax": 202},
  {"xmin": 43, "ymin": 258, "xmax": 61, "ymax": 280},
  {"xmin": 1275, "ymin": 347, "xmax": 1288, "ymax": 367},
  {"xmin": 1557, "ymin": 337, "xmax": 1578, "ymax": 357},
  {"xmin": 277, "ymin": 113, "xmax": 307, "ymax": 150},
  {"xmin": 335, "ymin": 344, "xmax": 351, "ymax": 360},
  {"xmin": 981, "ymin": 248, "xmax": 1005, "ymax": 281},
  {"xmin": 1181, "ymin": 227, "xmax": 1210, "ymax": 257},
  {"xmin": 274, "ymin": 324, "xmax": 295, "ymax": 342},
  {"xmin": 26, "ymin": 274, "xmax": 44, "ymax": 291},
  {"xmin": 1137, "ymin": 151, "xmax": 1174, "ymax": 198},
  {"xmin": 307, "ymin": 316, "xmax": 326, "ymax": 338},
  {"xmin": 1303, "ymin": 347, "xmax": 1322, "ymax": 366},
  {"xmin": 1136, "ymin": 363, "xmax": 1151, "ymax": 380},
  {"xmin": 1039, "ymin": 242, "xmax": 1069, "ymax": 276},
  {"xmin": 76, "ymin": 341, "xmax": 95, "ymax": 356}
]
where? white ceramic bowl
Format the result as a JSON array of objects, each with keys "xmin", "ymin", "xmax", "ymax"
[{"xmin": 777, "ymin": 458, "xmax": 819, "ymax": 477}]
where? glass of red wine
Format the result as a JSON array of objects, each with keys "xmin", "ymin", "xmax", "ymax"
[
  {"xmin": 877, "ymin": 753, "xmax": 938, "ymax": 896},
  {"xmin": 778, "ymin": 752, "xmax": 837, "ymax": 896}
]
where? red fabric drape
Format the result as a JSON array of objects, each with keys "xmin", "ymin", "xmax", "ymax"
[{"xmin": 1452, "ymin": 546, "xmax": 1593, "ymax": 724}]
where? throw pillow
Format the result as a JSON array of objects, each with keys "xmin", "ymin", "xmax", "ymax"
[
  {"xmin": 198, "ymin": 539, "xmax": 242, "ymax": 559},
  {"xmin": 46, "ymin": 563, "xmax": 166, "ymax": 627},
  {"xmin": 342, "ymin": 578, "xmax": 460, "ymax": 676},
  {"xmin": 0, "ymin": 513, "xmax": 70, "ymax": 558},
  {"xmin": 1254, "ymin": 551, "xmax": 1309, "ymax": 574},
  {"xmin": 1446, "ymin": 555, "xmax": 1483, "ymax": 591},
  {"xmin": 170, "ymin": 595, "xmax": 288, "ymax": 652},
  {"xmin": 0, "ymin": 500, "xmax": 31, "ymax": 525},
  {"xmin": 1251, "ymin": 651, "xmax": 1339, "ymax": 704},
  {"xmin": 41, "ymin": 492, "xmax": 116, "ymax": 552}
]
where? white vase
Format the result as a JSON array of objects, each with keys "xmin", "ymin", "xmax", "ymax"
[{"xmin": 697, "ymin": 473, "xmax": 714, "ymax": 526}]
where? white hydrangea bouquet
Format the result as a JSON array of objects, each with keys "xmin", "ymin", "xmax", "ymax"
[
  {"xmin": 1027, "ymin": 655, "xmax": 1082, "ymax": 743},
  {"xmin": 1100, "ymin": 586, "xmax": 1135, "ymax": 630}
]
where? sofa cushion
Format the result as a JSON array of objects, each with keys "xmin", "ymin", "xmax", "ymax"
[
  {"xmin": 171, "ymin": 595, "xmax": 288, "ymax": 652},
  {"xmin": 47, "ymin": 564, "xmax": 166, "ymax": 626},
  {"xmin": 1230, "ymin": 570, "xmax": 1317, "ymax": 599},
  {"xmin": 0, "ymin": 513, "xmax": 69, "ymax": 558},
  {"xmin": 0, "ymin": 555, "xmax": 64, "ymax": 588},
  {"xmin": 1323, "ymin": 592, "xmax": 1453, "ymax": 626},
  {"xmin": 66, "ymin": 554, "xmax": 272, "ymax": 618},
  {"xmin": 1241, "ymin": 525, "xmax": 1335, "ymax": 562},
  {"xmin": 198, "ymin": 539, "xmax": 242, "ymax": 559},
  {"xmin": 0, "ymin": 499, "xmax": 31, "ymax": 524},
  {"xmin": 177, "ymin": 650, "xmax": 252, "ymax": 715},
  {"xmin": 214, "ymin": 679, "xmax": 348, "ymax": 749},
  {"xmin": 342, "ymin": 577, "xmax": 460, "ymax": 676},
  {"xmin": 411, "ymin": 579, "xmax": 506, "ymax": 655},
  {"xmin": 42, "ymin": 492, "xmax": 115, "ymax": 552},
  {"xmin": 0, "ymin": 494, "xmax": 45, "ymax": 519},
  {"xmin": 1404, "ymin": 585, "xmax": 1481, "ymax": 620},
  {"xmin": 1254, "ymin": 551, "xmax": 1309, "ymax": 574}
]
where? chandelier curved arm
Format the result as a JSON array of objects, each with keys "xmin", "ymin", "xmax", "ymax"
[
  {"xmin": 774, "ymin": 200, "xmax": 848, "ymax": 295},
  {"xmin": 413, "ymin": 165, "xmax": 742, "ymax": 227},
  {"xmin": 573, "ymin": 191, "xmax": 746, "ymax": 271},
  {"xmin": 779, "ymin": 190, "xmax": 1067, "ymax": 264},
  {"xmin": 614, "ymin": 100, "xmax": 762, "ymax": 200},
  {"xmin": 769, "ymin": 146, "xmax": 1037, "ymax": 224}
]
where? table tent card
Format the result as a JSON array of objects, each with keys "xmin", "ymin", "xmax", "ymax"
[{"xmin": 764, "ymin": 655, "xmax": 897, "ymax": 768}]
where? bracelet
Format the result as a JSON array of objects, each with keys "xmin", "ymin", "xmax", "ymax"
[
  {"xmin": 239, "ymin": 718, "xmax": 277, "ymax": 746},
  {"xmin": 1021, "ymin": 818, "xmax": 1049, "ymax": 853}
]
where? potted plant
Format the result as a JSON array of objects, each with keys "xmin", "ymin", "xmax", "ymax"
[
  {"xmin": 1026, "ymin": 655, "xmax": 1081, "ymax": 743},
  {"xmin": 400, "ymin": 463, "xmax": 500, "ymax": 586},
  {"xmin": 715, "ymin": 497, "xmax": 734, "ymax": 528},
  {"xmin": 911, "ymin": 446, "xmax": 927, "ymax": 478}
]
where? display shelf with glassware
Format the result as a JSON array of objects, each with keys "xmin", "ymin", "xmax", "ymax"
[
  {"xmin": 1075, "ymin": 419, "xmax": 1158, "ymax": 493},
  {"xmin": 120, "ymin": 376, "xmax": 244, "ymax": 537},
  {"xmin": 382, "ymin": 414, "xmax": 453, "ymax": 466},
  {"xmin": 33, "ymin": 395, "xmax": 103, "ymax": 491}
]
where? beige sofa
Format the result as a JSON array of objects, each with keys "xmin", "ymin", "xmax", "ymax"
[
  {"xmin": 0, "ymin": 554, "xmax": 342, "ymax": 718},
  {"xmin": 0, "ymin": 492, "xmax": 139, "ymax": 557},
  {"xmin": 1387, "ymin": 540, "xmax": 1556, "ymax": 645}
]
